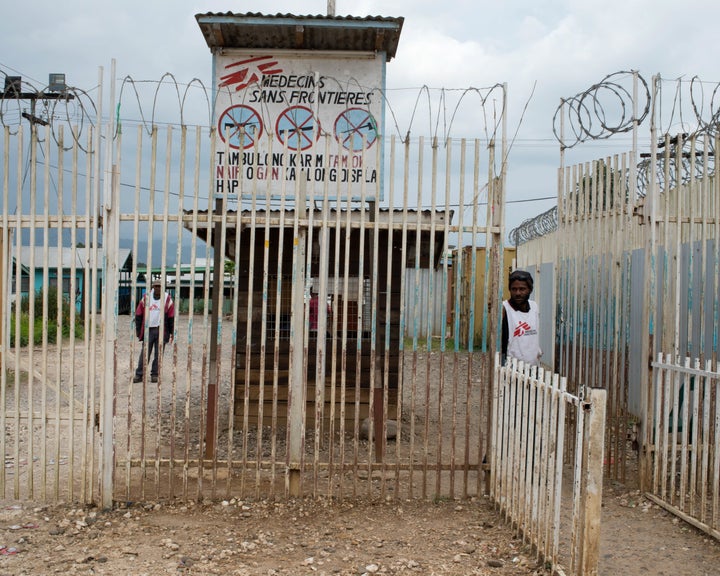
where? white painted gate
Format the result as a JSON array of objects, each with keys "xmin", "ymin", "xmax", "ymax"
[
  {"xmin": 491, "ymin": 356, "xmax": 606, "ymax": 576},
  {"xmin": 0, "ymin": 78, "xmax": 507, "ymax": 505}
]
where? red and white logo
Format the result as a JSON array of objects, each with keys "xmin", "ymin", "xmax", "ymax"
[
  {"xmin": 219, "ymin": 56, "xmax": 282, "ymax": 92},
  {"xmin": 513, "ymin": 321, "xmax": 531, "ymax": 338}
]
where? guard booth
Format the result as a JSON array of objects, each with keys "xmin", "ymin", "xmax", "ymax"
[
  {"xmin": 189, "ymin": 207, "xmax": 448, "ymax": 430},
  {"xmin": 194, "ymin": 13, "xmax": 417, "ymax": 439}
]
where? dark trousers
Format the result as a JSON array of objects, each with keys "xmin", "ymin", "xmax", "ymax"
[{"xmin": 135, "ymin": 326, "xmax": 162, "ymax": 379}]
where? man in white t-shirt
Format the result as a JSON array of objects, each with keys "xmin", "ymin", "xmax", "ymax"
[
  {"xmin": 501, "ymin": 269, "xmax": 541, "ymax": 366},
  {"xmin": 133, "ymin": 277, "xmax": 175, "ymax": 383}
]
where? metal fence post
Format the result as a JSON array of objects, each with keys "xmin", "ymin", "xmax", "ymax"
[{"xmin": 579, "ymin": 387, "xmax": 606, "ymax": 576}]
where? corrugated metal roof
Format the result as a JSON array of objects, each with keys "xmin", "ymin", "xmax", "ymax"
[{"xmin": 195, "ymin": 12, "xmax": 404, "ymax": 61}]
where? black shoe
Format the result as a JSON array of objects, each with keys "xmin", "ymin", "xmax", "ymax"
[
  {"xmin": 133, "ymin": 376, "xmax": 142, "ymax": 383},
  {"xmin": 151, "ymin": 375, "xmax": 158, "ymax": 383}
]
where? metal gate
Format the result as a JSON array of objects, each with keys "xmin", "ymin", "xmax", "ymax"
[{"xmin": 0, "ymin": 78, "xmax": 507, "ymax": 505}]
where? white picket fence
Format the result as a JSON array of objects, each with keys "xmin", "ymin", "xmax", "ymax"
[
  {"xmin": 490, "ymin": 355, "xmax": 606, "ymax": 576},
  {"xmin": 646, "ymin": 354, "xmax": 720, "ymax": 540}
]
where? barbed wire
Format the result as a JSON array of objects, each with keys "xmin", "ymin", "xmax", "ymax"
[
  {"xmin": 1, "ymin": 66, "xmax": 508, "ymax": 154},
  {"xmin": 508, "ymin": 205, "xmax": 557, "ymax": 246},
  {"xmin": 553, "ymin": 71, "xmax": 651, "ymax": 150},
  {"xmin": 635, "ymin": 133, "xmax": 716, "ymax": 197},
  {"xmin": 512, "ymin": 72, "xmax": 720, "ymax": 245}
]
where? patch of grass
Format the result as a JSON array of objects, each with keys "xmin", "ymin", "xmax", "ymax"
[
  {"xmin": 403, "ymin": 336, "xmax": 467, "ymax": 352},
  {"xmin": 9, "ymin": 287, "xmax": 84, "ymax": 347}
]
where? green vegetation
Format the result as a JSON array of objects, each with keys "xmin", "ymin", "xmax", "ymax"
[{"xmin": 9, "ymin": 287, "xmax": 84, "ymax": 347}]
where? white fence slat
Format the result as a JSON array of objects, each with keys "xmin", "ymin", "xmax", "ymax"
[
  {"xmin": 491, "ymin": 356, "xmax": 605, "ymax": 576},
  {"xmin": 650, "ymin": 356, "xmax": 720, "ymax": 540}
]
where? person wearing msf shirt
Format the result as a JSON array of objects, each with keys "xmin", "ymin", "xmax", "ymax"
[
  {"xmin": 134, "ymin": 277, "xmax": 175, "ymax": 383},
  {"xmin": 501, "ymin": 269, "xmax": 541, "ymax": 366}
]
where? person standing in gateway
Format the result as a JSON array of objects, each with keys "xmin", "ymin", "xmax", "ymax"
[
  {"xmin": 134, "ymin": 276, "xmax": 175, "ymax": 383},
  {"xmin": 501, "ymin": 269, "xmax": 542, "ymax": 366}
]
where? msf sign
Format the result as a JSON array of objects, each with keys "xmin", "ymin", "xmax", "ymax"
[{"xmin": 214, "ymin": 150, "xmax": 378, "ymax": 196}]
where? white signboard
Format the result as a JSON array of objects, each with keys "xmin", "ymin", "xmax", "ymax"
[{"xmin": 213, "ymin": 51, "xmax": 385, "ymax": 201}]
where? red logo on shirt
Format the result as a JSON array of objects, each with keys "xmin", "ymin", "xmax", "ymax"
[{"xmin": 513, "ymin": 321, "xmax": 531, "ymax": 338}]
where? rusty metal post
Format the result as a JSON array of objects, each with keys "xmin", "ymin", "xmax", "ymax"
[
  {"xmin": 205, "ymin": 195, "xmax": 223, "ymax": 459},
  {"xmin": 579, "ymin": 387, "xmax": 607, "ymax": 576}
]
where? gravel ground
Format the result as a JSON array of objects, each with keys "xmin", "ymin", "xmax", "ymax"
[
  {"xmin": 4, "ymin": 317, "xmax": 720, "ymax": 575},
  {"xmin": 0, "ymin": 496, "xmax": 547, "ymax": 576}
]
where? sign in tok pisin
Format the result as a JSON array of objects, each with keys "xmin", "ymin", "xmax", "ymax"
[{"xmin": 213, "ymin": 51, "xmax": 385, "ymax": 201}]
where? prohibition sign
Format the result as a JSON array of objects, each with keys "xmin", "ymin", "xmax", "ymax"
[
  {"xmin": 275, "ymin": 106, "xmax": 321, "ymax": 151},
  {"xmin": 217, "ymin": 105, "xmax": 263, "ymax": 150},
  {"xmin": 334, "ymin": 108, "xmax": 378, "ymax": 152}
]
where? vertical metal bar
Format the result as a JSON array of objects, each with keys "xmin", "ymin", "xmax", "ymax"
[
  {"xmin": 196, "ymin": 135, "xmax": 215, "ymax": 499},
  {"xmin": 713, "ymin": 135, "xmax": 720, "ymax": 367},
  {"xmin": 206, "ymin": 180, "xmax": 226, "ymax": 474},
  {"xmin": 125, "ymin": 124, "xmax": 141, "ymax": 500},
  {"xmin": 484, "ymin": 133, "xmax": 501, "ymax": 496},
  {"xmin": 0, "ymin": 127, "xmax": 8, "ymax": 500},
  {"xmin": 138, "ymin": 126, "xmax": 157, "ymax": 498},
  {"xmin": 689, "ymin": 358, "xmax": 701, "ymax": 517},
  {"xmin": 338, "ymin": 164, "xmax": 353, "ymax": 498},
  {"xmin": 170, "ymin": 125, "xmax": 186, "ymax": 498},
  {"xmin": 241, "ymin": 136, "xmax": 260, "ymax": 497},
  {"xmin": 210, "ymin": 142, "xmax": 230, "ymax": 497},
  {"xmin": 183, "ymin": 126, "xmax": 203, "ymax": 500},
  {"xmin": 80, "ymin": 127, "xmax": 93, "ymax": 503},
  {"xmin": 27, "ymin": 121, "xmax": 38, "ymax": 500},
  {"xmin": 53, "ymin": 125, "xmax": 64, "ymax": 501},
  {"xmin": 652, "ymin": 354, "xmax": 663, "ymax": 495},
  {"xmin": 410, "ymin": 136, "xmax": 426, "ymax": 496},
  {"xmin": 614, "ymin": 153, "xmax": 628, "ymax": 479},
  {"xmin": 319, "ymin": 135, "xmax": 335, "ymax": 497},
  {"xmin": 67, "ymin": 130, "xmax": 81, "ymax": 501},
  {"xmin": 40, "ymin": 124, "xmax": 51, "ymax": 501},
  {"xmin": 570, "ymin": 392, "xmax": 585, "ymax": 574},
  {"xmin": 669, "ymin": 357, "xmax": 680, "ymax": 505},
  {"xmin": 700, "ymin": 362, "xmax": 711, "ymax": 523},
  {"xmin": 679, "ymin": 357, "xmax": 691, "ymax": 510},
  {"xmin": 712, "ymin": 375, "xmax": 720, "ymax": 527},
  {"xmin": 541, "ymin": 373, "xmax": 560, "ymax": 562},
  {"xmin": 699, "ymin": 135, "xmax": 710, "ymax": 362},
  {"xmin": 449, "ymin": 139, "xmax": 466, "ymax": 499},
  {"xmin": 388, "ymin": 136, "xmax": 403, "ymax": 499},
  {"xmin": 467, "ymin": 140, "xmax": 480, "ymax": 499},
  {"xmin": 422, "ymin": 136, "xmax": 438, "ymax": 496},
  {"xmin": 288, "ymin": 157, "xmax": 307, "ymax": 496},
  {"xmin": 328, "ymin": 164, "xmax": 344, "ymax": 497},
  {"xmin": 254, "ymin": 134, "xmax": 272, "ymax": 498},
  {"xmin": 368, "ymin": 141, "xmax": 382, "ymax": 469},
  {"xmin": 88, "ymin": 66, "xmax": 105, "ymax": 503},
  {"xmin": 355, "ymin": 148, "xmax": 368, "ymax": 497},
  {"xmin": 238, "ymin": 137, "xmax": 254, "ymax": 498},
  {"xmin": 398, "ymin": 136, "xmax": 412, "ymax": 497},
  {"xmin": 660, "ymin": 354, "xmax": 671, "ymax": 500},
  {"xmin": 12, "ymin": 126, "xmax": 24, "ymax": 500},
  {"xmin": 579, "ymin": 387, "xmax": 606, "ymax": 576},
  {"xmin": 270, "ymin": 135, "xmax": 291, "ymax": 498},
  {"xmin": 101, "ymin": 60, "xmax": 118, "ymax": 508}
]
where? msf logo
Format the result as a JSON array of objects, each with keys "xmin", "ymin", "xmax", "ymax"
[
  {"xmin": 219, "ymin": 55, "xmax": 282, "ymax": 91},
  {"xmin": 513, "ymin": 321, "xmax": 533, "ymax": 338}
]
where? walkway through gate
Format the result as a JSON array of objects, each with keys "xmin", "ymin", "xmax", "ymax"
[{"xmin": 0, "ymin": 78, "xmax": 508, "ymax": 505}]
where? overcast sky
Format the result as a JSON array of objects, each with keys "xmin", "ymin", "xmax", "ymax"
[{"xmin": 2, "ymin": 0, "xmax": 720, "ymax": 235}]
